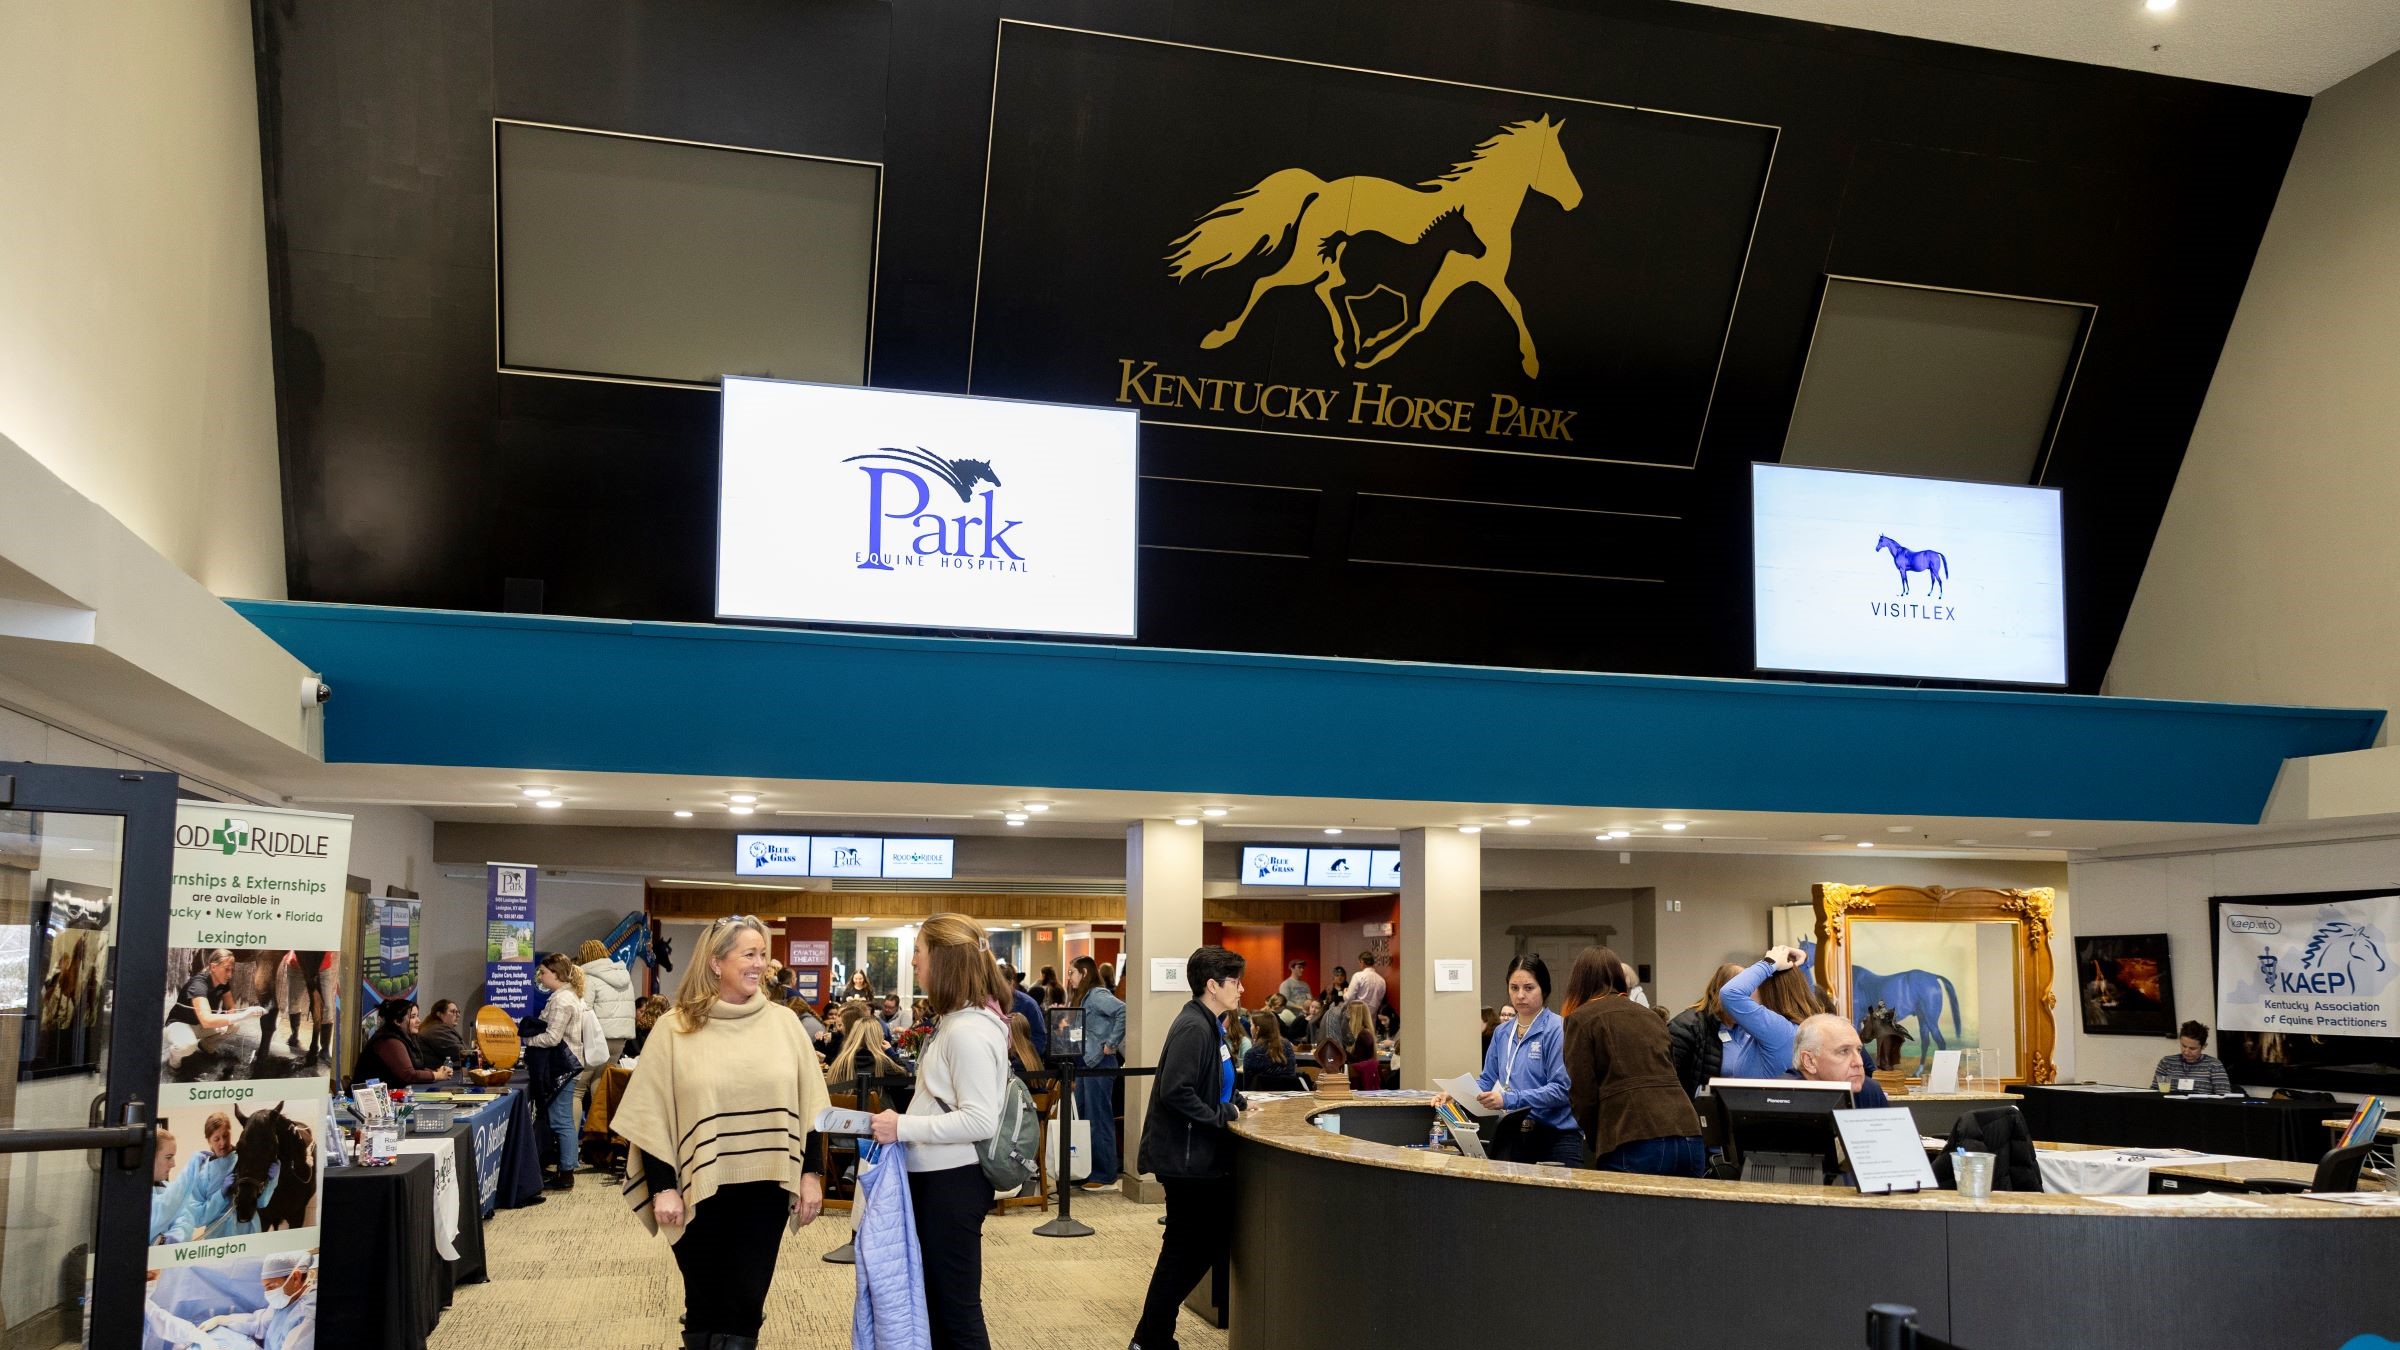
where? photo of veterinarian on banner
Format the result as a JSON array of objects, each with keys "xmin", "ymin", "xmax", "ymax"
[
  {"xmin": 161, "ymin": 945, "xmax": 343, "ymax": 1082},
  {"xmin": 148, "ymin": 1098, "xmax": 322, "ymax": 1246},
  {"xmin": 143, "ymin": 1250, "xmax": 319, "ymax": 1350}
]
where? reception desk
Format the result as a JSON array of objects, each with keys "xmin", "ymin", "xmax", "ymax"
[{"xmin": 1229, "ymin": 1100, "xmax": 2400, "ymax": 1350}]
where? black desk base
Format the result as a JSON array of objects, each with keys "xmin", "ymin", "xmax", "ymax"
[{"xmin": 2011, "ymin": 1085, "xmax": 2327, "ymax": 1161}]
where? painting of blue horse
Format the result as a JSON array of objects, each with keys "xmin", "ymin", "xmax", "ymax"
[
  {"xmin": 1874, "ymin": 534, "xmax": 1948, "ymax": 598},
  {"xmin": 1803, "ymin": 940, "xmax": 1966, "ymax": 1073}
]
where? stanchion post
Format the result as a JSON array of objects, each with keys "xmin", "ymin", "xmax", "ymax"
[{"xmin": 1033, "ymin": 1058, "xmax": 1094, "ymax": 1238}]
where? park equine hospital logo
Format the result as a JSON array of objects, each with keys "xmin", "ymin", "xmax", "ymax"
[
  {"xmin": 1167, "ymin": 116, "xmax": 1582, "ymax": 379},
  {"xmin": 844, "ymin": 447, "xmax": 1028, "ymax": 575},
  {"xmin": 1869, "ymin": 533, "xmax": 1957, "ymax": 624}
]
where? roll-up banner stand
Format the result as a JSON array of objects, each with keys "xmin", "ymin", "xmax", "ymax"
[
  {"xmin": 152, "ymin": 802, "xmax": 352, "ymax": 1347},
  {"xmin": 484, "ymin": 862, "xmax": 540, "ymax": 1019}
]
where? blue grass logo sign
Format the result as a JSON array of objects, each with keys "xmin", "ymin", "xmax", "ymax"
[
  {"xmin": 846, "ymin": 447, "xmax": 1026, "ymax": 573},
  {"xmin": 2219, "ymin": 896, "xmax": 2400, "ymax": 1036}
]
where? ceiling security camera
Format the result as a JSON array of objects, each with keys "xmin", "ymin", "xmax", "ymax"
[{"xmin": 301, "ymin": 676, "xmax": 332, "ymax": 707}]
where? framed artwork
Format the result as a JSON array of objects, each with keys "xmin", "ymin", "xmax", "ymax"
[
  {"xmin": 22, "ymin": 880, "xmax": 113, "ymax": 1079},
  {"xmin": 2074, "ymin": 933, "xmax": 2177, "ymax": 1037}
]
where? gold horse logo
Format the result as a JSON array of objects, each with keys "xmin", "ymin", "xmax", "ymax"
[{"xmin": 1166, "ymin": 117, "xmax": 1582, "ymax": 378}]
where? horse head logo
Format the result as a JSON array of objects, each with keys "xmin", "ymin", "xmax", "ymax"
[
  {"xmin": 1167, "ymin": 116, "xmax": 1579, "ymax": 377},
  {"xmin": 842, "ymin": 447, "xmax": 1002, "ymax": 504},
  {"xmin": 2300, "ymin": 921, "xmax": 2388, "ymax": 990},
  {"xmin": 1875, "ymin": 535, "xmax": 1949, "ymax": 599}
]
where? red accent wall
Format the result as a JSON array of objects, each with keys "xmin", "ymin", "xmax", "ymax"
[
  {"xmin": 1216, "ymin": 925, "xmax": 1282, "ymax": 998},
  {"xmin": 1281, "ymin": 923, "xmax": 1321, "ymax": 992},
  {"xmin": 1340, "ymin": 897, "xmax": 1403, "ymax": 1010}
]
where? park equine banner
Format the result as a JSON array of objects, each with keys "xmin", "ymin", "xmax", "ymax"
[
  {"xmin": 149, "ymin": 802, "xmax": 351, "ymax": 1349},
  {"xmin": 969, "ymin": 21, "xmax": 1777, "ymax": 469},
  {"xmin": 2216, "ymin": 890, "xmax": 2400, "ymax": 1037}
]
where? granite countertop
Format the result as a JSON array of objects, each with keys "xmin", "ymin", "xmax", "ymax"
[{"xmin": 1233, "ymin": 1098, "xmax": 2398, "ymax": 1219}]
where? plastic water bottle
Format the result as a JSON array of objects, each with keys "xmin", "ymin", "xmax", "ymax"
[{"xmin": 1427, "ymin": 1118, "xmax": 1449, "ymax": 1151}]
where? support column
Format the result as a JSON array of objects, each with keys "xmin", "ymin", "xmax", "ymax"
[
  {"xmin": 1399, "ymin": 826, "xmax": 1481, "ymax": 1091},
  {"xmin": 1124, "ymin": 817, "xmax": 1204, "ymax": 1183}
]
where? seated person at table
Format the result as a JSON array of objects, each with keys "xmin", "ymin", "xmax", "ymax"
[
  {"xmin": 627, "ymin": 994, "xmax": 669, "ymax": 1058},
  {"xmin": 2152, "ymin": 1020, "xmax": 2235, "ymax": 1093},
  {"xmin": 1007, "ymin": 1012, "xmax": 1051, "ymax": 1085},
  {"xmin": 1243, "ymin": 1011, "xmax": 1308, "ymax": 1090},
  {"xmin": 352, "ymin": 997, "xmax": 455, "ymax": 1086},
  {"xmin": 414, "ymin": 998, "xmax": 470, "ymax": 1068},
  {"xmin": 877, "ymin": 992, "xmax": 906, "ymax": 1039},
  {"xmin": 828, "ymin": 1007, "xmax": 914, "ymax": 1109},
  {"xmin": 1789, "ymin": 1013, "xmax": 1888, "ymax": 1107},
  {"xmin": 1440, "ymin": 954, "xmax": 1583, "ymax": 1166}
]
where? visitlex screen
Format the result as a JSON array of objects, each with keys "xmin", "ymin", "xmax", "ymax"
[
  {"xmin": 716, "ymin": 376, "xmax": 1140, "ymax": 637},
  {"xmin": 1752, "ymin": 463, "xmax": 2066, "ymax": 685}
]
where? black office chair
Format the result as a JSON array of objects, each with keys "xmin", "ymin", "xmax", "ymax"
[
  {"xmin": 2241, "ymin": 1142, "xmax": 2372, "ymax": 1195},
  {"xmin": 1484, "ymin": 1108, "xmax": 1534, "ymax": 1162},
  {"xmin": 1930, "ymin": 1106, "xmax": 2041, "ymax": 1192}
]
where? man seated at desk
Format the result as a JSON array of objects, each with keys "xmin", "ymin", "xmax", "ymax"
[
  {"xmin": 2152, "ymin": 1020, "xmax": 2235, "ymax": 1093},
  {"xmin": 1790, "ymin": 1013, "xmax": 1889, "ymax": 1107}
]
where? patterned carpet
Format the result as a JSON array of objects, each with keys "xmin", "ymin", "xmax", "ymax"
[{"xmin": 432, "ymin": 1176, "xmax": 1226, "ymax": 1350}]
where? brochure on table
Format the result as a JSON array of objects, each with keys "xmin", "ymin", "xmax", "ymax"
[{"xmin": 1833, "ymin": 1107, "xmax": 1941, "ymax": 1195}]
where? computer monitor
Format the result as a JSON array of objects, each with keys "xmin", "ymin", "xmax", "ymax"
[{"xmin": 1708, "ymin": 1077, "xmax": 1854, "ymax": 1185}]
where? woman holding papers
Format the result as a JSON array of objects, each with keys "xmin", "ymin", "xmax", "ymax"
[
  {"xmin": 1560, "ymin": 946, "xmax": 1706, "ymax": 1176},
  {"xmin": 1436, "ymin": 955, "xmax": 1582, "ymax": 1165},
  {"xmin": 613, "ymin": 915, "xmax": 829, "ymax": 1350}
]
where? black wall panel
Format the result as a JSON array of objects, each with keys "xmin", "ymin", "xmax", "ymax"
[{"xmin": 254, "ymin": 0, "xmax": 2309, "ymax": 690}]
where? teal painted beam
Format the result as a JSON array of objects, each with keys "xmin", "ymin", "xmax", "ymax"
[{"xmin": 231, "ymin": 601, "xmax": 2382, "ymax": 824}]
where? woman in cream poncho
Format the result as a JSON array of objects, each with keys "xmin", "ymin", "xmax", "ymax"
[{"xmin": 613, "ymin": 916, "xmax": 831, "ymax": 1350}]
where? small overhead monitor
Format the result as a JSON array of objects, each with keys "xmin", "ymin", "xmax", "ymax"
[
  {"xmin": 1241, "ymin": 846, "xmax": 1306, "ymax": 887},
  {"xmin": 1709, "ymin": 1077, "xmax": 1854, "ymax": 1185}
]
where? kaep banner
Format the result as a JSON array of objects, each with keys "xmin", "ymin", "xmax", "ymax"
[{"xmin": 2217, "ymin": 891, "xmax": 2400, "ymax": 1036}]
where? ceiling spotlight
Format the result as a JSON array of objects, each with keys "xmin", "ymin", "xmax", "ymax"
[
  {"xmin": 729, "ymin": 792, "xmax": 759, "ymax": 805},
  {"xmin": 1324, "ymin": 827, "xmax": 1343, "ymax": 835},
  {"xmin": 1661, "ymin": 822, "xmax": 1687, "ymax": 832},
  {"xmin": 2144, "ymin": 0, "xmax": 2175, "ymax": 12},
  {"xmin": 2027, "ymin": 829, "xmax": 2055, "ymax": 838},
  {"xmin": 1005, "ymin": 811, "xmax": 1029, "ymax": 822},
  {"xmin": 1006, "ymin": 819, "xmax": 1025, "ymax": 828},
  {"xmin": 1202, "ymin": 808, "xmax": 1228, "ymax": 818},
  {"xmin": 1820, "ymin": 834, "xmax": 1845, "ymax": 842},
  {"xmin": 520, "ymin": 787, "xmax": 552, "ymax": 799},
  {"xmin": 1023, "ymin": 801, "xmax": 1051, "ymax": 813},
  {"xmin": 1609, "ymin": 830, "xmax": 1630, "ymax": 839},
  {"xmin": 1955, "ymin": 839, "xmax": 1979, "ymax": 846},
  {"xmin": 673, "ymin": 810, "xmax": 694, "ymax": 819},
  {"xmin": 1595, "ymin": 834, "xmax": 1610, "ymax": 842},
  {"xmin": 1459, "ymin": 825, "xmax": 1482, "ymax": 834},
  {"xmin": 1857, "ymin": 841, "xmax": 1873, "ymax": 848},
  {"xmin": 729, "ymin": 805, "xmax": 755, "ymax": 816},
  {"xmin": 535, "ymin": 798, "xmax": 564, "ymax": 810},
  {"xmin": 1175, "ymin": 817, "xmax": 1198, "ymax": 827},
  {"xmin": 1506, "ymin": 817, "xmax": 1532, "ymax": 827},
  {"xmin": 1886, "ymin": 825, "xmax": 1912, "ymax": 834}
]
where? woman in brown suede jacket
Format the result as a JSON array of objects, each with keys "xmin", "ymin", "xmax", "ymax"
[{"xmin": 1560, "ymin": 946, "xmax": 1705, "ymax": 1176}]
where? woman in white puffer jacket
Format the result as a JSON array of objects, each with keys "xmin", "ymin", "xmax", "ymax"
[{"xmin": 579, "ymin": 939, "xmax": 638, "ymax": 1059}]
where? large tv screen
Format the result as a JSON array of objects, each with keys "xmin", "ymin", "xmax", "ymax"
[
  {"xmin": 1752, "ymin": 463, "xmax": 2065, "ymax": 685},
  {"xmin": 717, "ymin": 377, "xmax": 1139, "ymax": 637}
]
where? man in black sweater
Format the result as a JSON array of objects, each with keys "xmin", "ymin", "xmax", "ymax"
[{"xmin": 1130, "ymin": 946, "xmax": 1248, "ymax": 1350}]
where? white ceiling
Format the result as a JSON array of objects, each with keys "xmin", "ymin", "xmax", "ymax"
[
  {"xmin": 1676, "ymin": 0, "xmax": 2400, "ymax": 94},
  {"xmin": 274, "ymin": 759, "xmax": 2302, "ymax": 863}
]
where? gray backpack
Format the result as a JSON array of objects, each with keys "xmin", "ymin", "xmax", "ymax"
[{"xmin": 929, "ymin": 1020, "xmax": 1042, "ymax": 1191}]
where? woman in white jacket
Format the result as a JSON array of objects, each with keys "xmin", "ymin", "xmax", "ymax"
[
  {"xmin": 578, "ymin": 939, "xmax": 638, "ymax": 1057},
  {"xmin": 870, "ymin": 912, "xmax": 1009, "ymax": 1350}
]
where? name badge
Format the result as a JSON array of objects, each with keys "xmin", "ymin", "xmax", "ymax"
[
  {"xmin": 1718, "ymin": 1027, "xmax": 1732, "ymax": 1043},
  {"xmin": 1220, "ymin": 1044, "xmax": 1232, "ymax": 1061}
]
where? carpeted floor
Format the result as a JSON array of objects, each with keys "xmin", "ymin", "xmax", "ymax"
[{"xmin": 433, "ymin": 1176, "xmax": 1227, "ymax": 1350}]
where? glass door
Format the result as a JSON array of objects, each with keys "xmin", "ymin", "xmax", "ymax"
[{"xmin": 0, "ymin": 764, "xmax": 175, "ymax": 1349}]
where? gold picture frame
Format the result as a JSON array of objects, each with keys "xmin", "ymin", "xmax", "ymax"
[{"xmin": 1811, "ymin": 883, "xmax": 2058, "ymax": 1086}]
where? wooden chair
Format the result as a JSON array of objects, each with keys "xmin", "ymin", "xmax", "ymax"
[{"xmin": 992, "ymin": 1082, "xmax": 1057, "ymax": 1215}]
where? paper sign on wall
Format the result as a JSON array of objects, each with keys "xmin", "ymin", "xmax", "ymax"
[
  {"xmin": 1434, "ymin": 960, "xmax": 1474, "ymax": 992},
  {"xmin": 1150, "ymin": 957, "xmax": 1189, "ymax": 992}
]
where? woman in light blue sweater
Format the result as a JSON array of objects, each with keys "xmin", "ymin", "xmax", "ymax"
[
  {"xmin": 1069, "ymin": 955, "xmax": 1127, "ymax": 1189},
  {"xmin": 1715, "ymin": 946, "xmax": 1822, "ymax": 1080}
]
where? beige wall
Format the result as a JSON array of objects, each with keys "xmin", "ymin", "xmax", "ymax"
[
  {"xmin": 2107, "ymin": 51, "xmax": 2400, "ymax": 716},
  {"xmin": 0, "ymin": 1, "xmax": 284, "ymax": 600}
]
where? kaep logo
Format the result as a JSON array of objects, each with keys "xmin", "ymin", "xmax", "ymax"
[{"xmin": 846, "ymin": 447, "xmax": 1026, "ymax": 573}]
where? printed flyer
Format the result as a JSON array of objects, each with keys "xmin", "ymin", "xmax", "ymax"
[{"xmin": 151, "ymin": 802, "xmax": 351, "ymax": 1350}]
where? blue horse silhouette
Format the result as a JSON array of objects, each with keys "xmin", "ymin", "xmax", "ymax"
[
  {"xmin": 2299, "ymin": 920, "xmax": 2389, "ymax": 992},
  {"xmin": 1875, "ymin": 535, "xmax": 1948, "ymax": 598},
  {"xmin": 1803, "ymin": 942, "xmax": 1962, "ymax": 1072}
]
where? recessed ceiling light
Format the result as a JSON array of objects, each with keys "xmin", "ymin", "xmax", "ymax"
[
  {"xmin": 69, "ymin": 846, "xmax": 93, "ymax": 852},
  {"xmin": 1820, "ymin": 834, "xmax": 1845, "ymax": 842},
  {"xmin": 1857, "ymin": 840, "xmax": 1873, "ymax": 848},
  {"xmin": 2144, "ymin": 0, "xmax": 2175, "ymax": 12},
  {"xmin": 1459, "ymin": 825, "xmax": 1482, "ymax": 834},
  {"xmin": 729, "ymin": 805, "xmax": 755, "ymax": 816},
  {"xmin": 1323, "ymin": 827, "xmax": 1343, "ymax": 835},
  {"xmin": 2027, "ymin": 829, "xmax": 2054, "ymax": 838},
  {"xmin": 1886, "ymin": 825, "xmax": 1911, "ymax": 834},
  {"xmin": 1611, "ymin": 830, "xmax": 1631, "ymax": 839},
  {"xmin": 1006, "ymin": 819, "xmax": 1025, "ymax": 828},
  {"xmin": 729, "ymin": 792, "xmax": 759, "ymax": 805},
  {"xmin": 1506, "ymin": 817, "xmax": 1532, "ymax": 827},
  {"xmin": 1005, "ymin": 811, "xmax": 1028, "ymax": 822},
  {"xmin": 1660, "ymin": 822, "xmax": 1687, "ymax": 832},
  {"xmin": 851, "ymin": 916, "xmax": 870, "ymax": 921},
  {"xmin": 1955, "ymin": 839, "xmax": 1979, "ymax": 846},
  {"xmin": 520, "ymin": 787, "xmax": 552, "ymax": 799},
  {"xmin": 1595, "ymin": 834, "xmax": 1610, "ymax": 842},
  {"xmin": 673, "ymin": 810, "xmax": 694, "ymax": 819},
  {"xmin": 1023, "ymin": 801, "xmax": 1051, "ymax": 813},
  {"xmin": 1174, "ymin": 817, "xmax": 1198, "ymax": 827},
  {"xmin": 535, "ymin": 798, "xmax": 565, "ymax": 810},
  {"xmin": 1202, "ymin": 808, "xmax": 1228, "ymax": 818}
]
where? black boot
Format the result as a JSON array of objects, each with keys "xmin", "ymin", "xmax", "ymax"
[
  {"xmin": 680, "ymin": 1332, "xmax": 708, "ymax": 1350},
  {"xmin": 710, "ymin": 1338, "xmax": 756, "ymax": 1350}
]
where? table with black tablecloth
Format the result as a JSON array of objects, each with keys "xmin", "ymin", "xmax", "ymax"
[
  {"xmin": 2010, "ymin": 1085, "xmax": 2332, "ymax": 1161},
  {"xmin": 322, "ymin": 1151, "xmax": 450, "ymax": 1350}
]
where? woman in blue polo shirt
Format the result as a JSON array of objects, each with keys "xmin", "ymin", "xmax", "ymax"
[{"xmin": 1439, "ymin": 955, "xmax": 1581, "ymax": 1165}]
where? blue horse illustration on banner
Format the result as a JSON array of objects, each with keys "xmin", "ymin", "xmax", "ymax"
[
  {"xmin": 1875, "ymin": 534, "xmax": 1949, "ymax": 598},
  {"xmin": 1804, "ymin": 941, "xmax": 1963, "ymax": 1072}
]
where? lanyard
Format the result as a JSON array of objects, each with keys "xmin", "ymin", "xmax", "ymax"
[{"xmin": 1500, "ymin": 1017, "xmax": 1535, "ymax": 1084}]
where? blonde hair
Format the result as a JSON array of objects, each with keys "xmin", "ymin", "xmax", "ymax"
[
  {"xmin": 828, "ymin": 1013, "xmax": 904, "ymax": 1086},
  {"xmin": 672, "ymin": 916, "xmax": 771, "ymax": 1033},
  {"xmin": 1006, "ymin": 1013, "xmax": 1044, "ymax": 1073},
  {"xmin": 539, "ymin": 952, "xmax": 586, "ymax": 999},
  {"xmin": 578, "ymin": 939, "xmax": 609, "ymax": 964},
  {"xmin": 916, "ymin": 913, "xmax": 1012, "ymax": 1019}
]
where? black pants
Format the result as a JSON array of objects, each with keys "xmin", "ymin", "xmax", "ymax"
[
  {"xmin": 909, "ymin": 1163, "xmax": 992, "ymax": 1350},
  {"xmin": 1134, "ymin": 1176, "xmax": 1233, "ymax": 1349},
  {"xmin": 671, "ymin": 1181, "xmax": 786, "ymax": 1338}
]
